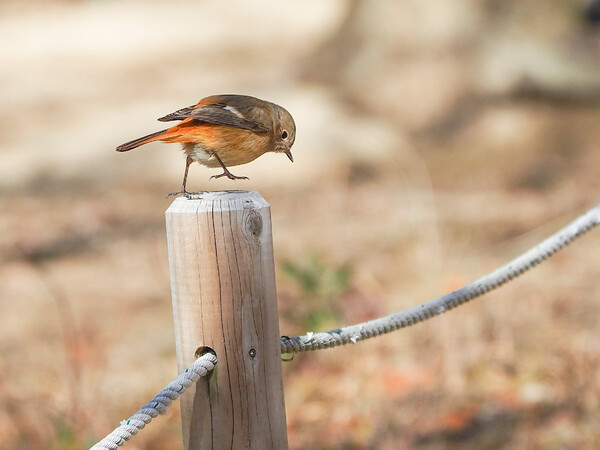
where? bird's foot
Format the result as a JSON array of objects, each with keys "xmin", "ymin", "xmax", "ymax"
[
  {"xmin": 166, "ymin": 189, "xmax": 202, "ymax": 199},
  {"xmin": 166, "ymin": 189, "xmax": 187, "ymax": 199},
  {"xmin": 166, "ymin": 190, "xmax": 208, "ymax": 199},
  {"xmin": 167, "ymin": 191, "xmax": 183, "ymax": 199},
  {"xmin": 210, "ymin": 170, "xmax": 249, "ymax": 181}
]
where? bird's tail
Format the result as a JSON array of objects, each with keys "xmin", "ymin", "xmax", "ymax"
[{"xmin": 116, "ymin": 129, "xmax": 169, "ymax": 152}]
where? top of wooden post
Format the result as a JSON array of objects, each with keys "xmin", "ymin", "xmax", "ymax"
[{"xmin": 166, "ymin": 190, "xmax": 269, "ymax": 214}]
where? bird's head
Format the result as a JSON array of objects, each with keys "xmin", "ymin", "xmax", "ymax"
[{"xmin": 273, "ymin": 106, "xmax": 296, "ymax": 162}]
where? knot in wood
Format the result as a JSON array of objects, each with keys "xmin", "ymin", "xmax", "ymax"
[{"xmin": 245, "ymin": 211, "xmax": 263, "ymax": 238}]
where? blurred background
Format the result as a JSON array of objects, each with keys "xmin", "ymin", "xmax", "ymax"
[{"xmin": 1, "ymin": 0, "xmax": 600, "ymax": 448}]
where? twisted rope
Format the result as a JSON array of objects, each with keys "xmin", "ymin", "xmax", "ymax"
[
  {"xmin": 90, "ymin": 352, "xmax": 217, "ymax": 450},
  {"xmin": 281, "ymin": 203, "xmax": 600, "ymax": 353},
  {"xmin": 89, "ymin": 202, "xmax": 600, "ymax": 448}
]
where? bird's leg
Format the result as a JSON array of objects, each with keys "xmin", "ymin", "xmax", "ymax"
[
  {"xmin": 167, "ymin": 156, "xmax": 194, "ymax": 198},
  {"xmin": 210, "ymin": 152, "xmax": 249, "ymax": 180}
]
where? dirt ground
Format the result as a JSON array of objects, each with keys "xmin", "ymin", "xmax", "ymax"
[{"xmin": 1, "ymin": 1, "xmax": 600, "ymax": 448}]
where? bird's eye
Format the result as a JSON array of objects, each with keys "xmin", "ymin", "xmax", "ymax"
[{"xmin": 281, "ymin": 130, "xmax": 288, "ymax": 139}]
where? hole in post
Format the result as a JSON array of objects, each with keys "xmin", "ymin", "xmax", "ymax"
[
  {"xmin": 195, "ymin": 346, "xmax": 216, "ymax": 359},
  {"xmin": 248, "ymin": 348, "xmax": 257, "ymax": 359}
]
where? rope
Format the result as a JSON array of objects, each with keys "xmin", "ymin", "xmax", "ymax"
[
  {"xmin": 90, "ymin": 352, "xmax": 217, "ymax": 450},
  {"xmin": 89, "ymin": 202, "xmax": 600, "ymax": 447},
  {"xmin": 281, "ymin": 202, "xmax": 600, "ymax": 353}
]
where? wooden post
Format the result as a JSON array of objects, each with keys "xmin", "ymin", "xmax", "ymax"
[{"xmin": 165, "ymin": 191, "xmax": 288, "ymax": 449}]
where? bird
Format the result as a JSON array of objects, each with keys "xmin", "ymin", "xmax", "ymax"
[{"xmin": 116, "ymin": 94, "xmax": 296, "ymax": 196}]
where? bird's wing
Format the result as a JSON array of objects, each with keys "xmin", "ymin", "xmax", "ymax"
[
  {"xmin": 157, "ymin": 106, "xmax": 196, "ymax": 122},
  {"xmin": 158, "ymin": 103, "xmax": 269, "ymax": 133}
]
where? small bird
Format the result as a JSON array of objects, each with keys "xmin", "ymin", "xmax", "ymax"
[{"xmin": 116, "ymin": 94, "xmax": 296, "ymax": 196}]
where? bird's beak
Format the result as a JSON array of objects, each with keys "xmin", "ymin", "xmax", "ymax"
[{"xmin": 284, "ymin": 148, "xmax": 294, "ymax": 163}]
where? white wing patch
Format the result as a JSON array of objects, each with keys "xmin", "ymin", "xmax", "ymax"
[{"xmin": 223, "ymin": 105, "xmax": 244, "ymax": 118}]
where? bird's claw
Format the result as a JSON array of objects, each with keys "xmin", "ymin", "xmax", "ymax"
[
  {"xmin": 167, "ymin": 190, "xmax": 209, "ymax": 199},
  {"xmin": 210, "ymin": 171, "xmax": 249, "ymax": 181},
  {"xmin": 166, "ymin": 190, "xmax": 186, "ymax": 199}
]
